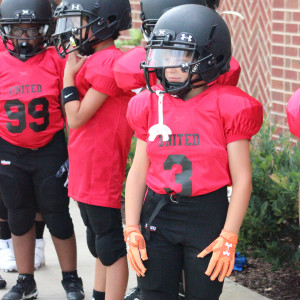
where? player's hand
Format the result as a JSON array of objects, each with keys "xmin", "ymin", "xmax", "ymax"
[
  {"xmin": 124, "ymin": 225, "xmax": 148, "ymax": 277},
  {"xmin": 197, "ymin": 229, "xmax": 238, "ymax": 282},
  {"xmin": 64, "ymin": 46, "xmax": 88, "ymax": 79},
  {"xmin": 56, "ymin": 159, "xmax": 69, "ymax": 188}
]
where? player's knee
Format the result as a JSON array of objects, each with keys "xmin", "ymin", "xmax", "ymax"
[
  {"xmin": 86, "ymin": 226, "xmax": 97, "ymax": 258},
  {"xmin": 43, "ymin": 212, "xmax": 74, "ymax": 239},
  {"xmin": 8, "ymin": 208, "xmax": 35, "ymax": 236},
  {"xmin": 95, "ymin": 231, "xmax": 126, "ymax": 266}
]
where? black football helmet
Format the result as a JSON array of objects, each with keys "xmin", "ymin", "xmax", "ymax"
[
  {"xmin": 140, "ymin": 0, "xmax": 220, "ymax": 40},
  {"xmin": 141, "ymin": 4, "xmax": 231, "ymax": 96},
  {"xmin": 52, "ymin": 0, "xmax": 132, "ymax": 58},
  {"xmin": 0, "ymin": 0, "xmax": 54, "ymax": 61}
]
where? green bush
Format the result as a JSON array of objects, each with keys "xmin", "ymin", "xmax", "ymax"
[
  {"xmin": 238, "ymin": 118, "xmax": 300, "ymax": 269},
  {"xmin": 115, "ymin": 28, "xmax": 143, "ymax": 49}
]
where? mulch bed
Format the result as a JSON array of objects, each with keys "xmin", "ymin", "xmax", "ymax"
[{"xmin": 230, "ymin": 256, "xmax": 300, "ymax": 300}]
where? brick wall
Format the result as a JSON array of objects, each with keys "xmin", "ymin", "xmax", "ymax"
[{"xmin": 270, "ymin": 0, "xmax": 300, "ymax": 133}]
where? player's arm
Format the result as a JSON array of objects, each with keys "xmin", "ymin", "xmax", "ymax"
[
  {"xmin": 124, "ymin": 138, "xmax": 150, "ymax": 277},
  {"xmin": 64, "ymin": 87, "xmax": 107, "ymax": 129},
  {"xmin": 125, "ymin": 138, "xmax": 150, "ymax": 226},
  {"xmin": 62, "ymin": 50, "xmax": 107, "ymax": 129},
  {"xmin": 224, "ymin": 139, "xmax": 252, "ymax": 234}
]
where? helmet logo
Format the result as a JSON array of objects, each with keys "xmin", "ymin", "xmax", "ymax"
[
  {"xmin": 158, "ymin": 30, "xmax": 166, "ymax": 36},
  {"xmin": 71, "ymin": 4, "xmax": 82, "ymax": 10},
  {"xmin": 22, "ymin": 10, "xmax": 30, "ymax": 15},
  {"xmin": 177, "ymin": 33, "xmax": 195, "ymax": 43}
]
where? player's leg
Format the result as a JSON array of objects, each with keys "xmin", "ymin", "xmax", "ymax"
[
  {"xmin": 0, "ymin": 139, "xmax": 38, "ymax": 299},
  {"xmin": 137, "ymin": 190, "xmax": 183, "ymax": 300},
  {"xmin": 0, "ymin": 195, "xmax": 16, "ymax": 273},
  {"xmin": 183, "ymin": 187, "xmax": 228, "ymax": 300},
  {"xmin": 79, "ymin": 202, "xmax": 128, "ymax": 300},
  {"xmin": 34, "ymin": 131, "xmax": 83, "ymax": 300},
  {"xmin": 79, "ymin": 203, "xmax": 106, "ymax": 300},
  {"xmin": 137, "ymin": 230, "xmax": 182, "ymax": 300},
  {"xmin": 34, "ymin": 213, "xmax": 46, "ymax": 270}
]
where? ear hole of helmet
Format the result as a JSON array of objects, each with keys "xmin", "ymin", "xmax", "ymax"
[{"xmin": 216, "ymin": 54, "xmax": 224, "ymax": 64}]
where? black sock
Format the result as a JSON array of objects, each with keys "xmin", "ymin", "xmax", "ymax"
[
  {"xmin": 92, "ymin": 290, "xmax": 105, "ymax": 300},
  {"xmin": 19, "ymin": 274, "xmax": 34, "ymax": 281},
  {"xmin": 62, "ymin": 270, "xmax": 78, "ymax": 281},
  {"xmin": 0, "ymin": 221, "xmax": 11, "ymax": 240},
  {"xmin": 35, "ymin": 221, "xmax": 45, "ymax": 239}
]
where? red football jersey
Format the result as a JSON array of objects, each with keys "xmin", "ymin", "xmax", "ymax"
[
  {"xmin": 113, "ymin": 46, "xmax": 158, "ymax": 91},
  {"xmin": 217, "ymin": 57, "xmax": 241, "ymax": 86},
  {"xmin": 127, "ymin": 84, "xmax": 263, "ymax": 196},
  {"xmin": 0, "ymin": 47, "xmax": 65, "ymax": 148},
  {"xmin": 113, "ymin": 46, "xmax": 241, "ymax": 91},
  {"xmin": 0, "ymin": 38, "xmax": 5, "ymax": 52},
  {"xmin": 287, "ymin": 88, "xmax": 300, "ymax": 139},
  {"xmin": 68, "ymin": 45, "xmax": 133, "ymax": 209}
]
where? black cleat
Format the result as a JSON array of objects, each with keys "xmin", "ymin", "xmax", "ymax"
[
  {"xmin": 2, "ymin": 275, "xmax": 38, "ymax": 300},
  {"xmin": 0, "ymin": 274, "xmax": 6, "ymax": 289},
  {"xmin": 124, "ymin": 287, "xmax": 140, "ymax": 300},
  {"xmin": 62, "ymin": 275, "xmax": 85, "ymax": 300}
]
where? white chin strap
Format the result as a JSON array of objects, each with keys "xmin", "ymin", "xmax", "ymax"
[
  {"xmin": 220, "ymin": 11, "xmax": 245, "ymax": 20},
  {"xmin": 148, "ymin": 90, "xmax": 172, "ymax": 142}
]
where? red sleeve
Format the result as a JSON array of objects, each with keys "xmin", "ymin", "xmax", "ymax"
[
  {"xmin": 126, "ymin": 90, "xmax": 151, "ymax": 141},
  {"xmin": 219, "ymin": 86, "xmax": 263, "ymax": 143},
  {"xmin": 113, "ymin": 46, "xmax": 157, "ymax": 91},
  {"xmin": 217, "ymin": 56, "xmax": 241, "ymax": 87},
  {"xmin": 85, "ymin": 55, "xmax": 122, "ymax": 97},
  {"xmin": 114, "ymin": 47, "xmax": 146, "ymax": 91},
  {"xmin": 287, "ymin": 88, "xmax": 300, "ymax": 139},
  {"xmin": 0, "ymin": 37, "xmax": 5, "ymax": 52}
]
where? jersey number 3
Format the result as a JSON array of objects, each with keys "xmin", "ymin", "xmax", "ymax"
[
  {"xmin": 164, "ymin": 154, "xmax": 192, "ymax": 196},
  {"xmin": 5, "ymin": 98, "xmax": 49, "ymax": 133}
]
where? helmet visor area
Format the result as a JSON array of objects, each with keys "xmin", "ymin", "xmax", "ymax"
[
  {"xmin": 146, "ymin": 48, "xmax": 194, "ymax": 68},
  {"xmin": 54, "ymin": 16, "xmax": 81, "ymax": 35}
]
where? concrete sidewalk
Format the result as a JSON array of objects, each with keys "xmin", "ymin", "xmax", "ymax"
[{"xmin": 0, "ymin": 201, "xmax": 270, "ymax": 300}]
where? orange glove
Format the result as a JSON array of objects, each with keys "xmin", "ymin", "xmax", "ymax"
[
  {"xmin": 197, "ymin": 229, "xmax": 238, "ymax": 282},
  {"xmin": 124, "ymin": 225, "xmax": 148, "ymax": 277}
]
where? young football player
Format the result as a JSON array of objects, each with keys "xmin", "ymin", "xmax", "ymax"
[
  {"xmin": 124, "ymin": 5, "xmax": 263, "ymax": 300},
  {"xmin": 0, "ymin": 0, "xmax": 84, "ymax": 299},
  {"xmin": 119, "ymin": 1, "xmax": 240, "ymax": 299},
  {"xmin": 286, "ymin": 89, "xmax": 300, "ymax": 226},
  {"xmin": 53, "ymin": 1, "xmax": 133, "ymax": 299},
  {"xmin": 0, "ymin": 1, "xmax": 67, "ymax": 276}
]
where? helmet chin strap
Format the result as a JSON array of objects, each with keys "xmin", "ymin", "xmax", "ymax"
[
  {"xmin": 148, "ymin": 90, "xmax": 172, "ymax": 142},
  {"xmin": 18, "ymin": 42, "xmax": 34, "ymax": 61}
]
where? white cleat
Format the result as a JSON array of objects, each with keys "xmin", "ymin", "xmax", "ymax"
[{"xmin": 0, "ymin": 239, "xmax": 17, "ymax": 272}]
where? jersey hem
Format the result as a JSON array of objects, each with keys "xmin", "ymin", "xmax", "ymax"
[{"xmin": 69, "ymin": 194, "xmax": 122, "ymax": 209}]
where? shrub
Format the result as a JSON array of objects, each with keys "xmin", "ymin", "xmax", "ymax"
[
  {"xmin": 115, "ymin": 28, "xmax": 143, "ymax": 49},
  {"xmin": 238, "ymin": 118, "xmax": 300, "ymax": 269}
]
